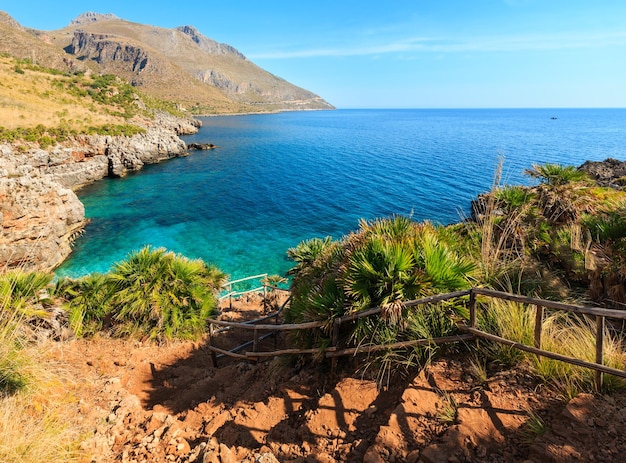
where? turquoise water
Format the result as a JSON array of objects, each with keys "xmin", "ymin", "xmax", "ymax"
[{"xmin": 56, "ymin": 108, "xmax": 626, "ymax": 281}]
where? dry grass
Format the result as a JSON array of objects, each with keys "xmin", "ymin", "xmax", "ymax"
[
  {"xmin": 0, "ymin": 268, "xmax": 86, "ymax": 463},
  {"xmin": 479, "ymin": 297, "xmax": 626, "ymax": 397},
  {"xmin": 0, "ymin": 55, "xmax": 125, "ymax": 130},
  {"xmin": 533, "ymin": 313, "xmax": 626, "ymax": 398},
  {"xmin": 0, "ymin": 345, "xmax": 85, "ymax": 463}
]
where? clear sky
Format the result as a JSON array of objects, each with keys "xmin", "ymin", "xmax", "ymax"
[{"xmin": 2, "ymin": 0, "xmax": 625, "ymax": 108}]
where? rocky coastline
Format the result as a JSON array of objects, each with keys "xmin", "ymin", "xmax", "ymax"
[{"xmin": 0, "ymin": 112, "xmax": 202, "ymax": 272}]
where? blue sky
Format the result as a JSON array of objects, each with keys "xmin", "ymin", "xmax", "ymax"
[{"xmin": 2, "ymin": 1, "xmax": 625, "ymax": 108}]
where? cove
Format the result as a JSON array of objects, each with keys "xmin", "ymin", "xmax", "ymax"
[{"xmin": 56, "ymin": 108, "xmax": 626, "ymax": 282}]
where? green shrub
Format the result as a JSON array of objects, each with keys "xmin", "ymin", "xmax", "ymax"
[
  {"xmin": 285, "ymin": 217, "xmax": 474, "ymax": 382},
  {"xmin": 525, "ymin": 163, "xmax": 589, "ymax": 186},
  {"xmin": 582, "ymin": 210, "xmax": 626, "ymax": 243},
  {"xmin": 495, "ymin": 185, "xmax": 534, "ymax": 211},
  {"xmin": 56, "ymin": 273, "xmax": 114, "ymax": 337},
  {"xmin": 59, "ymin": 247, "xmax": 227, "ymax": 341}
]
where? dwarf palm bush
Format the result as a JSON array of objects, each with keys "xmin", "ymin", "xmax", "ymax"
[
  {"xmin": 583, "ymin": 210, "xmax": 626, "ymax": 243},
  {"xmin": 525, "ymin": 163, "xmax": 589, "ymax": 187},
  {"xmin": 343, "ymin": 236, "xmax": 425, "ymax": 323},
  {"xmin": 109, "ymin": 247, "xmax": 224, "ymax": 340},
  {"xmin": 57, "ymin": 273, "xmax": 114, "ymax": 337},
  {"xmin": 59, "ymin": 247, "xmax": 227, "ymax": 341},
  {"xmin": 285, "ymin": 217, "xmax": 475, "ymax": 379},
  {"xmin": 495, "ymin": 185, "xmax": 534, "ymax": 212}
]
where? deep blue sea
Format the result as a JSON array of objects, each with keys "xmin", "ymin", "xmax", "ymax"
[{"xmin": 56, "ymin": 108, "xmax": 626, "ymax": 281}]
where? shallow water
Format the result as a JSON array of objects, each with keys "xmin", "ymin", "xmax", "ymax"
[{"xmin": 56, "ymin": 108, "xmax": 626, "ymax": 281}]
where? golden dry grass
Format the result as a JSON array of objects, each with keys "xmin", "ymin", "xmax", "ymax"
[
  {"xmin": 0, "ymin": 268, "xmax": 86, "ymax": 463},
  {"xmin": 0, "ymin": 55, "xmax": 126, "ymax": 130},
  {"xmin": 0, "ymin": 345, "xmax": 86, "ymax": 463}
]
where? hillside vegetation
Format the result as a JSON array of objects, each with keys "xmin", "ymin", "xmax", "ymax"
[
  {"xmin": 284, "ymin": 163, "xmax": 626, "ymax": 393},
  {"xmin": 0, "ymin": 54, "xmax": 130, "ymax": 130},
  {"xmin": 0, "ymin": 53, "xmax": 201, "ymax": 147}
]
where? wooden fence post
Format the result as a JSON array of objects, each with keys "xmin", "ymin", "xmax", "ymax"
[
  {"xmin": 209, "ymin": 323, "xmax": 218, "ymax": 368},
  {"xmin": 253, "ymin": 327, "xmax": 260, "ymax": 353},
  {"xmin": 595, "ymin": 315, "xmax": 605, "ymax": 392},
  {"xmin": 534, "ymin": 305, "xmax": 544, "ymax": 350},
  {"xmin": 469, "ymin": 290, "xmax": 477, "ymax": 328},
  {"xmin": 331, "ymin": 318, "xmax": 341, "ymax": 375},
  {"xmin": 228, "ymin": 283, "xmax": 233, "ymax": 310}
]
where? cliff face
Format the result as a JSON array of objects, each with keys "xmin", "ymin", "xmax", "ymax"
[
  {"xmin": 47, "ymin": 13, "xmax": 334, "ymax": 112},
  {"xmin": 67, "ymin": 31, "xmax": 152, "ymax": 73},
  {"xmin": 0, "ymin": 148, "xmax": 85, "ymax": 271},
  {"xmin": 0, "ymin": 113, "xmax": 200, "ymax": 272}
]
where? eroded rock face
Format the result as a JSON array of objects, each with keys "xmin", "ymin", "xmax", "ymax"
[
  {"xmin": 0, "ymin": 150, "xmax": 85, "ymax": 271},
  {"xmin": 0, "ymin": 113, "xmax": 199, "ymax": 271}
]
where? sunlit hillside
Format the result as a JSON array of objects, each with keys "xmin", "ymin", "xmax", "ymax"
[{"xmin": 0, "ymin": 54, "xmax": 134, "ymax": 131}]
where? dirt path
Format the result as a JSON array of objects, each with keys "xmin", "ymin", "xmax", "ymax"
[{"xmin": 48, "ymin": 299, "xmax": 626, "ymax": 463}]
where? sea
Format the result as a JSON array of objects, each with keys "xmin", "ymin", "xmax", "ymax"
[{"xmin": 55, "ymin": 108, "xmax": 626, "ymax": 282}]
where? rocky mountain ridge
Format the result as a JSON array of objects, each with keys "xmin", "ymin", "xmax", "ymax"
[{"xmin": 0, "ymin": 11, "xmax": 333, "ymax": 113}]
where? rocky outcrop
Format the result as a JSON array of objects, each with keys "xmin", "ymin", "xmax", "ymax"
[
  {"xmin": 0, "ymin": 113, "xmax": 202, "ymax": 271},
  {"xmin": 187, "ymin": 143, "xmax": 217, "ymax": 151},
  {"xmin": 0, "ymin": 147, "xmax": 85, "ymax": 271},
  {"xmin": 69, "ymin": 12, "xmax": 120, "ymax": 26},
  {"xmin": 578, "ymin": 158, "xmax": 626, "ymax": 188},
  {"xmin": 67, "ymin": 31, "xmax": 154, "ymax": 74},
  {"xmin": 176, "ymin": 25, "xmax": 246, "ymax": 60}
]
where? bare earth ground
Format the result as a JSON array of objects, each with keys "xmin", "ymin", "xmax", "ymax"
[{"xmin": 46, "ymin": 297, "xmax": 626, "ymax": 463}]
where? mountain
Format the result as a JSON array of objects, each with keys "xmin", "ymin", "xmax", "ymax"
[{"xmin": 0, "ymin": 11, "xmax": 334, "ymax": 114}]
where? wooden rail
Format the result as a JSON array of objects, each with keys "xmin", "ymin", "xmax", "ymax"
[
  {"xmin": 466, "ymin": 288, "xmax": 626, "ymax": 391},
  {"xmin": 207, "ymin": 287, "xmax": 626, "ymax": 391}
]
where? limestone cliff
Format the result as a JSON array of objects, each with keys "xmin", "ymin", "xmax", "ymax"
[
  {"xmin": 46, "ymin": 13, "xmax": 334, "ymax": 113},
  {"xmin": 0, "ymin": 148, "xmax": 84, "ymax": 271},
  {"xmin": 0, "ymin": 113, "xmax": 200, "ymax": 272}
]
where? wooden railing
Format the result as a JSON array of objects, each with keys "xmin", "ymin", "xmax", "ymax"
[
  {"xmin": 207, "ymin": 287, "xmax": 626, "ymax": 391},
  {"xmin": 461, "ymin": 288, "xmax": 626, "ymax": 391}
]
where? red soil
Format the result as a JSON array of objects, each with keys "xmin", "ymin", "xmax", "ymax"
[{"xmin": 49, "ymin": 297, "xmax": 626, "ymax": 463}]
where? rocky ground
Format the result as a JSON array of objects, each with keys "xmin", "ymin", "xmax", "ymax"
[{"xmin": 45, "ymin": 297, "xmax": 626, "ymax": 463}]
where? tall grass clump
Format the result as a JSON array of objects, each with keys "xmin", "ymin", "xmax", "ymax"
[
  {"xmin": 463, "ymin": 159, "xmax": 532, "ymax": 292},
  {"xmin": 0, "ymin": 270, "xmax": 83, "ymax": 462},
  {"xmin": 476, "ymin": 295, "xmax": 626, "ymax": 396},
  {"xmin": 0, "ymin": 270, "xmax": 53, "ymax": 393},
  {"xmin": 532, "ymin": 314, "xmax": 626, "ymax": 398},
  {"xmin": 477, "ymin": 298, "xmax": 536, "ymax": 368}
]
